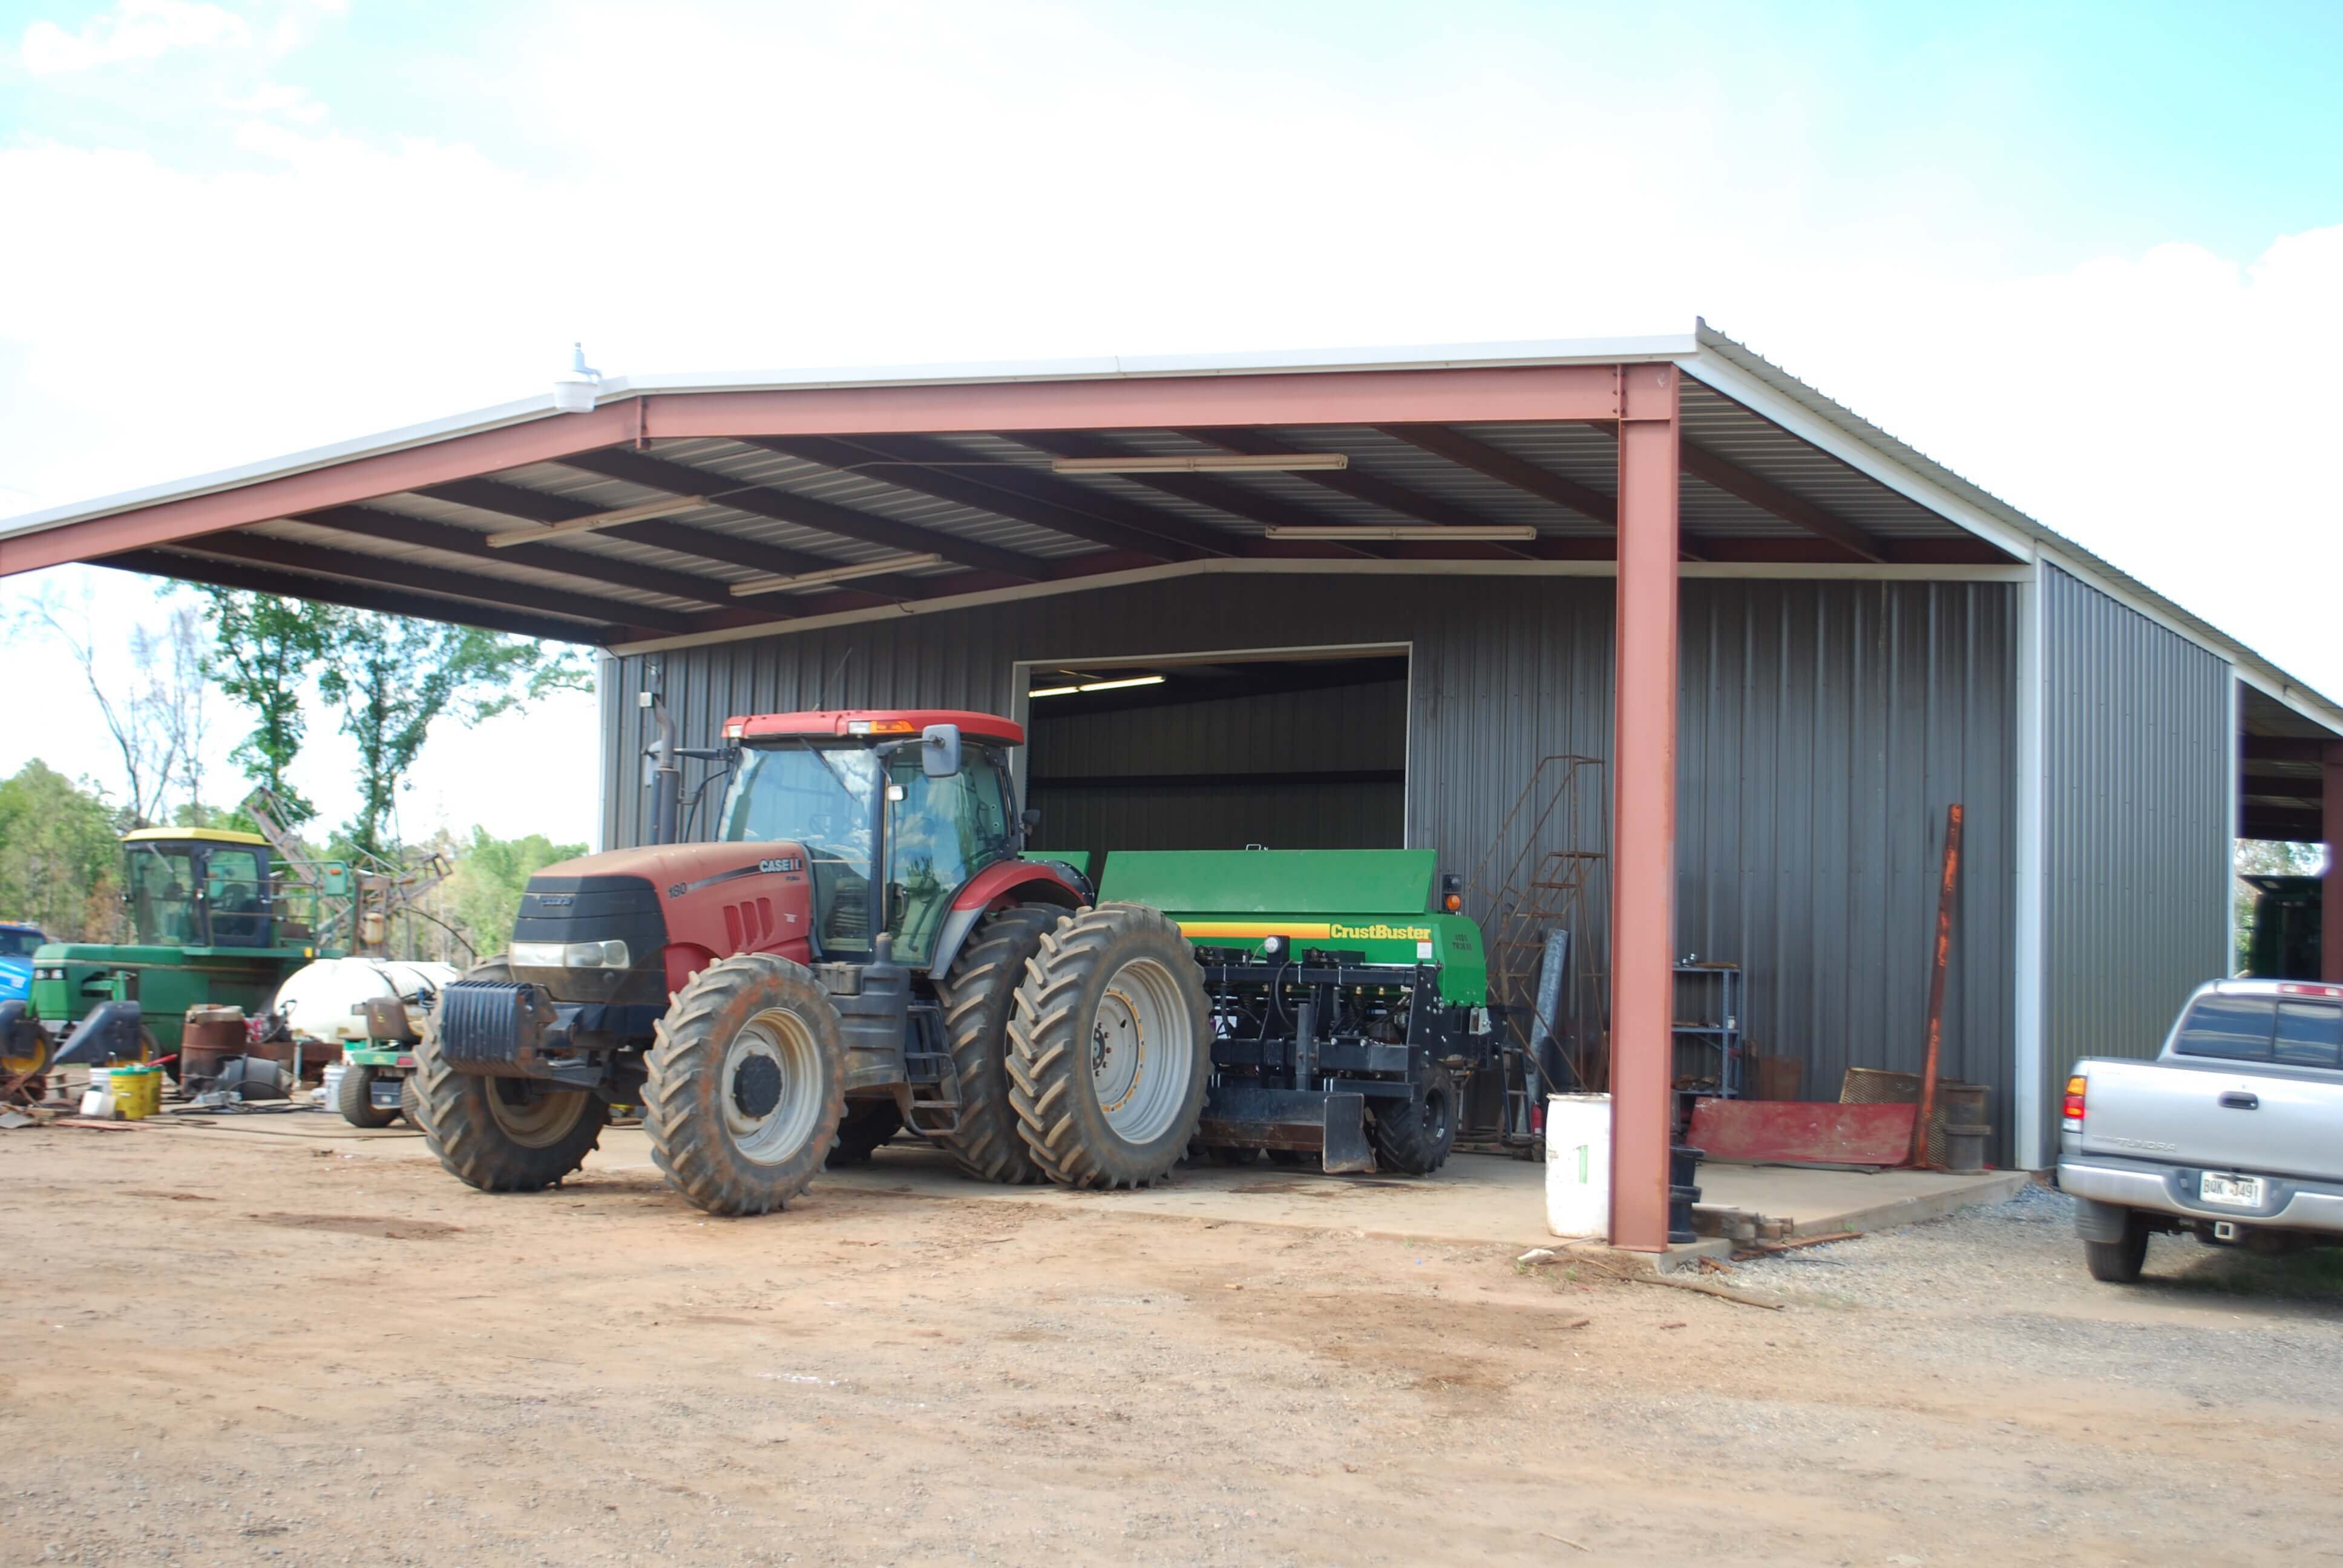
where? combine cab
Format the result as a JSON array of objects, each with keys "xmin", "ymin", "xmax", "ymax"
[{"xmin": 415, "ymin": 707, "xmax": 1495, "ymax": 1216}]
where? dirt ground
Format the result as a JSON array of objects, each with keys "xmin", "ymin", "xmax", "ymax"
[{"xmin": 4, "ymin": 1120, "xmax": 2339, "ymax": 1567}]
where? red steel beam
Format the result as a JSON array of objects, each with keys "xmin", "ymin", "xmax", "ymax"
[
  {"xmin": 99, "ymin": 549, "xmax": 628, "ymax": 644},
  {"xmin": 2327, "ymin": 743, "xmax": 2343, "ymax": 982},
  {"xmin": 1610, "ymin": 363, "xmax": 1681, "ymax": 1253}
]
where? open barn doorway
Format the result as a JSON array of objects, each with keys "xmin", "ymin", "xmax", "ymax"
[{"xmin": 1011, "ymin": 644, "xmax": 1410, "ymax": 880}]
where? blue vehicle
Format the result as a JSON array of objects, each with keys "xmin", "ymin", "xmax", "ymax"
[{"xmin": 0, "ymin": 923, "xmax": 47, "ymax": 1007}]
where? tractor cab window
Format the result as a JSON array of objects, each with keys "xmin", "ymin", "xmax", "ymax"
[
  {"xmin": 0, "ymin": 927, "xmax": 45, "ymax": 959},
  {"xmin": 127, "ymin": 844, "xmax": 200, "ymax": 946},
  {"xmin": 204, "ymin": 847, "xmax": 271, "ymax": 947},
  {"xmin": 884, "ymin": 745, "xmax": 1016, "ymax": 968},
  {"xmin": 719, "ymin": 744, "xmax": 883, "ymax": 957}
]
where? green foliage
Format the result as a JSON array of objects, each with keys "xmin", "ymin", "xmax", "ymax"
[
  {"xmin": 0, "ymin": 761, "xmax": 126, "ymax": 941},
  {"xmin": 442, "ymin": 827, "xmax": 588, "ymax": 960},
  {"xmin": 318, "ymin": 615, "xmax": 572, "ymax": 864},
  {"xmin": 196, "ymin": 589, "xmax": 339, "ymax": 829}
]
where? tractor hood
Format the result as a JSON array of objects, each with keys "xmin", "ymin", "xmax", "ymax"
[{"xmin": 538, "ymin": 841, "xmax": 810, "ymax": 903}]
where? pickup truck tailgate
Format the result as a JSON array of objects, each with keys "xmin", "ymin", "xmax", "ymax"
[{"xmin": 2079, "ymin": 1057, "xmax": 2343, "ymax": 1182}]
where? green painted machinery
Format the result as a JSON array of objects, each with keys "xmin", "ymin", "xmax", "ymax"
[
  {"xmin": 1097, "ymin": 849, "xmax": 1494, "ymax": 1174},
  {"xmin": 24, "ymin": 828, "xmax": 353, "ymax": 1069}
]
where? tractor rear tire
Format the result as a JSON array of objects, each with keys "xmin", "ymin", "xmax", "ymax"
[
  {"xmin": 1008, "ymin": 903, "xmax": 1210, "ymax": 1190},
  {"xmin": 644, "ymin": 953, "xmax": 847, "ymax": 1217},
  {"xmin": 337, "ymin": 1062, "xmax": 400, "ymax": 1129},
  {"xmin": 936, "ymin": 904, "xmax": 1064, "ymax": 1183},
  {"xmin": 827, "ymin": 1098, "xmax": 903, "ymax": 1166},
  {"xmin": 416, "ymin": 958, "xmax": 608, "ymax": 1192},
  {"xmin": 399, "ymin": 1074, "xmax": 427, "ymax": 1133},
  {"xmin": 1371, "ymin": 1073, "xmax": 1457, "ymax": 1176}
]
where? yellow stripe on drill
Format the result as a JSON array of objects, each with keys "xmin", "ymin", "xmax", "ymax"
[{"xmin": 1176, "ymin": 920, "xmax": 1333, "ymax": 941}]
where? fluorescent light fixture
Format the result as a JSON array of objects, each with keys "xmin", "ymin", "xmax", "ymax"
[
  {"xmin": 730, "ymin": 551, "xmax": 943, "ymax": 598},
  {"xmin": 1263, "ymin": 524, "xmax": 1538, "ymax": 542},
  {"xmin": 485, "ymin": 495, "xmax": 706, "ymax": 549},
  {"xmin": 1027, "ymin": 674, "xmax": 1168, "ymax": 699},
  {"xmin": 1050, "ymin": 453, "xmax": 1348, "ymax": 475}
]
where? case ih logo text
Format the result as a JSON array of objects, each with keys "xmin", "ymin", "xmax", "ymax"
[{"xmin": 758, "ymin": 857, "xmax": 804, "ymax": 874}]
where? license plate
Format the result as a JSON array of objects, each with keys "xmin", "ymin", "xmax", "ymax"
[{"xmin": 2200, "ymin": 1172, "xmax": 2264, "ymax": 1208}]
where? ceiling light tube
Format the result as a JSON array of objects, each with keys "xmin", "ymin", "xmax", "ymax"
[
  {"xmin": 1027, "ymin": 674, "xmax": 1168, "ymax": 699},
  {"xmin": 729, "ymin": 551, "xmax": 943, "ymax": 597},
  {"xmin": 1264, "ymin": 524, "xmax": 1538, "ymax": 542},
  {"xmin": 485, "ymin": 495, "xmax": 707, "ymax": 548},
  {"xmin": 1050, "ymin": 453, "xmax": 1349, "ymax": 475}
]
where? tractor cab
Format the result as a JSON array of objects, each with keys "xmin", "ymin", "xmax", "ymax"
[
  {"xmin": 120, "ymin": 828, "xmax": 278, "ymax": 950},
  {"xmin": 714, "ymin": 711, "xmax": 1026, "ymax": 969}
]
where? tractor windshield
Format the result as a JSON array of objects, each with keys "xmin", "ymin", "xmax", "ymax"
[
  {"xmin": 719, "ymin": 744, "xmax": 883, "ymax": 956},
  {"xmin": 127, "ymin": 843, "xmax": 200, "ymax": 946}
]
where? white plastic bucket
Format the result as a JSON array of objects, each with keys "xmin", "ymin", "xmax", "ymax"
[
  {"xmin": 1545, "ymin": 1093, "xmax": 1611, "ymax": 1240},
  {"xmin": 320, "ymin": 1062, "xmax": 346, "ymax": 1111}
]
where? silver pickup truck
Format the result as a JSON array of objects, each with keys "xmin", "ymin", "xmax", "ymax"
[{"xmin": 2058, "ymin": 978, "xmax": 2343, "ymax": 1282}]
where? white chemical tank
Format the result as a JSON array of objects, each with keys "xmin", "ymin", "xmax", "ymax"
[
  {"xmin": 273, "ymin": 957, "xmax": 459, "ymax": 1042},
  {"xmin": 1544, "ymin": 1093, "xmax": 1613, "ymax": 1240}
]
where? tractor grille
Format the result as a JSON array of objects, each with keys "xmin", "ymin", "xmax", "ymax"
[{"xmin": 436, "ymin": 980, "xmax": 549, "ymax": 1071}]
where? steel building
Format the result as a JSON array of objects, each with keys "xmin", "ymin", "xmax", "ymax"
[{"xmin": 5, "ymin": 324, "xmax": 2338, "ymax": 1248}]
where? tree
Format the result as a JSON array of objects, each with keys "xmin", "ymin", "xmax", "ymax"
[
  {"xmin": 319, "ymin": 613, "xmax": 587, "ymax": 863},
  {"xmin": 18, "ymin": 587, "xmax": 210, "ymax": 827},
  {"xmin": 442, "ymin": 826, "xmax": 588, "ymax": 961},
  {"xmin": 0, "ymin": 761, "xmax": 126, "ymax": 941},
  {"xmin": 196, "ymin": 589, "xmax": 340, "ymax": 831}
]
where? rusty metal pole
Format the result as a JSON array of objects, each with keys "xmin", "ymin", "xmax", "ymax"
[
  {"xmin": 1610, "ymin": 363, "xmax": 1680, "ymax": 1252},
  {"xmin": 1910, "ymin": 803, "xmax": 1965, "ymax": 1168},
  {"xmin": 2325, "ymin": 743, "xmax": 2343, "ymax": 983}
]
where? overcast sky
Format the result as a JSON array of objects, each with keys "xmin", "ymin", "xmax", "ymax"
[{"xmin": 3, "ymin": 0, "xmax": 2339, "ymax": 848}]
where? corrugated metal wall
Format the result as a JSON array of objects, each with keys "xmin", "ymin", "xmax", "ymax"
[
  {"xmin": 603, "ymin": 573, "xmax": 2017, "ymax": 1149},
  {"xmin": 2040, "ymin": 564, "xmax": 2231, "ymax": 1146},
  {"xmin": 1026, "ymin": 679, "xmax": 1406, "ymax": 864}
]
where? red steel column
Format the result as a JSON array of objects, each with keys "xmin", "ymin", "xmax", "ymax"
[
  {"xmin": 1610, "ymin": 364, "xmax": 1681, "ymax": 1252},
  {"xmin": 2325, "ymin": 742, "xmax": 2343, "ymax": 982}
]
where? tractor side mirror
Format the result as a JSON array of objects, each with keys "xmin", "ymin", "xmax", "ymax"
[
  {"xmin": 921, "ymin": 724, "xmax": 962, "ymax": 779},
  {"xmin": 1021, "ymin": 807, "xmax": 1043, "ymax": 834}
]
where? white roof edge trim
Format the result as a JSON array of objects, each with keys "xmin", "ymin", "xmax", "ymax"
[
  {"xmin": 1, "ymin": 392, "xmax": 560, "ymax": 541},
  {"xmin": 1680, "ymin": 320, "xmax": 2343, "ymax": 740},
  {"xmin": 1, "ymin": 332, "xmax": 1696, "ymax": 543}
]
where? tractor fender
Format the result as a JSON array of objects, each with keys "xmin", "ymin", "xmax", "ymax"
[{"xmin": 926, "ymin": 862, "xmax": 1085, "ymax": 978}]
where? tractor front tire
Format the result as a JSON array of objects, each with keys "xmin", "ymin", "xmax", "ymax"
[
  {"xmin": 337, "ymin": 1062, "xmax": 400, "ymax": 1129},
  {"xmin": 416, "ymin": 958, "xmax": 608, "ymax": 1192},
  {"xmin": 644, "ymin": 953, "xmax": 847, "ymax": 1216},
  {"xmin": 1371, "ymin": 1073, "xmax": 1458, "ymax": 1176},
  {"xmin": 1008, "ymin": 903, "xmax": 1210, "ymax": 1190},
  {"xmin": 936, "ymin": 904, "xmax": 1064, "ymax": 1183},
  {"xmin": 827, "ymin": 1098, "xmax": 904, "ymax": 1166}
]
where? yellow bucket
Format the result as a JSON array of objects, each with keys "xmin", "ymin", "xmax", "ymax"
[{"xmin": 110, "ymin": 1065, "xmax": 162, "ymax": 1120}]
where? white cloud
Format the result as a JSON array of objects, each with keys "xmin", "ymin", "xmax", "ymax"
[{"xmin": 19, "ymin": 0, "xmax": 251, "ymax": 74}]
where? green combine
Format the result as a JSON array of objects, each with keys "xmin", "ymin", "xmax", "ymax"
[
  {"xmin": 1098, "ymin": 849, "xmax": 1493, "ymax": 1174},
  {"xmin": 18, "ymin": 828, "xmax": 351, "ymax": 1074}
]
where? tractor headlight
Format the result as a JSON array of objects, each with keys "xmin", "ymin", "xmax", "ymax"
[{"xmin": 511, "ymin": 939, "xmax": 630, "ymax": 969}]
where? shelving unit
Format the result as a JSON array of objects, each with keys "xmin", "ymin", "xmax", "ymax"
[{"xmin": 1671, "ymin": 961, "xmax": 1744, "ymax": 1114}]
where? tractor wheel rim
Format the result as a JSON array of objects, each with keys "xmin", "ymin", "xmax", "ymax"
[
  {"xmin": 485, "ymin": 1081, "xmax": 585, "ymax": 1149},
  {"xmin": 1090, "ymin": 957, "xmax": 1193, "ymax": 1145},
  {"xmin": 724, "ymin": 1008, "xmax": 823, "ymax": 1165}
]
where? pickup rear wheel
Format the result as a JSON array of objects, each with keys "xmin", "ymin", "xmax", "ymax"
[{"xmin": 2083, "ymin": 1218, "xmax": 2149, "ymax": 1284}]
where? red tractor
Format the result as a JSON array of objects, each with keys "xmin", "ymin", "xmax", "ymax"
[{"xmin": 413, "ymin": 710, "xmax": 1213, "ymax": 1215}]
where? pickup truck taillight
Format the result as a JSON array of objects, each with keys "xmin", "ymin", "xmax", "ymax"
[
  {"xmin": 2062, "ymin": 1074, "xmax": 2087, "ymax": 1131},
  {"xmin": 2278, "ymin": 982, "xmax": 2343, "ymax": 999}
]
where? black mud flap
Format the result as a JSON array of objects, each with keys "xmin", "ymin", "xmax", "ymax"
[
  {"xmin": 1319, "ymin": 1093, "xmax": 1372, "ymax": 1174},
  {"xmin": 1196, "ymin": 1084, "xmax": 1374, "ymax": 1174}
]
